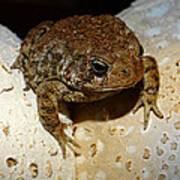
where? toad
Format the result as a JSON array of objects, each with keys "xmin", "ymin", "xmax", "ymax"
[{"xmin": 11, "ymin": 15, "xmax": 163, "ymax": 157}]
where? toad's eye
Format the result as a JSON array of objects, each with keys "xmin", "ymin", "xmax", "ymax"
[{"xmin": 90, "ymin": 57, "xmax": 109, "ymax": 76}]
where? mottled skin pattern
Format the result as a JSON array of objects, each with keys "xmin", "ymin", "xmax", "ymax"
[{"xmin": 11, "ymin": 15, "xmax": 163, "ymax": 158}]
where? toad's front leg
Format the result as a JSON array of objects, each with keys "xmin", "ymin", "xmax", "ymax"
[
  {"xmin": 133, "ymin": 56, "xmax": 163, "ymax": 130},
  {"xmin": 36, "ymin": 81, "xmax": 80, "ymax": 158}
]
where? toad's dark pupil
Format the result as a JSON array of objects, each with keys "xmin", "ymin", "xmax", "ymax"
[{"xmin": 90, "ymin": 57, "xmax": 109, "ymax": 75}]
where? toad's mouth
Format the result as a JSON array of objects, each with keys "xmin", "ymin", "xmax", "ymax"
[{"xmin": 82, "ymin": 81, "xmax": 138, "ymax": 92}]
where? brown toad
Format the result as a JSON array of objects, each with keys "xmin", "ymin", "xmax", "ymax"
[{"xmin": 11, "ymin": 15, "xmax": 163, "ymax": 157}]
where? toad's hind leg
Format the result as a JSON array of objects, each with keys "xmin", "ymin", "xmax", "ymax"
[
  {"xmin": 133, "ymin": 56, "xmax": 163, "ymax": 130},
  {"xmin": 36, "ymin": 81, "xmax": 79, "ymax": 158}
]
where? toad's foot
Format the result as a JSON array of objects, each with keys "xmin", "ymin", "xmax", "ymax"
[
  {"xmin": 37, "ymin": 81, "xmax": 80, "ymax": 158},
  {"xmin": 133, "ymin": 56, "xmax": 163, "ymax": 130},
  {"xmin": 53, "ymin": 123, "xmax": 80, "ymax": 158},
  {"xmin": 132, "ymin": 91, "xmax": 163, "ymax": 130}
]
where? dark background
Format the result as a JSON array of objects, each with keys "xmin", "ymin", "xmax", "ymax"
[{"xmin": 0, "ymin": 0, "xmax": 135, "ymax": 38}]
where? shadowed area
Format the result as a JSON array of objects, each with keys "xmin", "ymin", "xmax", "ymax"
[{"xmin": 69, "ymin": 81, "xmax": 142, "ymax": 123}]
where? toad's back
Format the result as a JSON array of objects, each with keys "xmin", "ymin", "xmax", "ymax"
[{"xmin": 12, "ymin": 15, "xmax": 143, "ymax": 93}]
